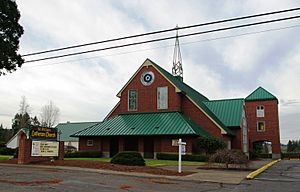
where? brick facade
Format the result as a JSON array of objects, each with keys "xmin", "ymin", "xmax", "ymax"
[
  {"xmin": 77, "ymin": 61, "xmax": 280, "ymax": 159},
  {"xmin": 245, "ymin": 100, "xmax": 280, "ymax": 157}
]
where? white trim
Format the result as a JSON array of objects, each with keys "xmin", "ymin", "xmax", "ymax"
[
  {"xmin": 115, "ymin": 58, "xmax": 227, "ymax": 135},
  {"xmin": 104, "ymin": 102, "xmax": 120, "ymax": 120},
  {"xmin": 117, "ymin": 59, "xmax": 182, "ymax": 97},
  {"xmin": 186, "ymin": 95, "xmax": 227, "ymax": 134},
  {"xmin": 257, "ymin": 121, "xmax": 266, "ymax": 132}
]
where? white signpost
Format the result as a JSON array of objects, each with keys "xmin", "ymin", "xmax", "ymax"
[{"xmin": 178, "ymin": 138, "xmax": 186, "ymax": 173}]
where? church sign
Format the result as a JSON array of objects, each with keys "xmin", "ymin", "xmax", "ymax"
[
  {"xmin": 30, "ymin": 127, "xmax": 57, "ymax": 141},
  {"xmin": 31, "ymin": 141, "xmax": 59, "ymax": 157}
]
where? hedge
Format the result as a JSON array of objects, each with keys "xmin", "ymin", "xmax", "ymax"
[
  {"xmin": 0, "ymin": 147, "xmax": 17, "ymax": 156},
  {"xmin": 282, "ymin": 153, "xmax": 300, "ymax": 159},
  {"xmin": 111, "ymin": 151, "xmax": 145, "ymax": 166},
  {"xmin": 64, "ymin": 151, "xmax": 102, "ymax": 158},
  {"xmin": 156, "ymin": 153, "xmax": 209, "ymax": 162}
]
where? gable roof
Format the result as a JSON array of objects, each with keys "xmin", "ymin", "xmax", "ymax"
[
  {"xmin": 204, "ymin": 99, "xmax": 244, "ymax": 127},
  {"xmin": 72, "ymin": 111, "xmax": 210, "ymax": 137},
  {"xmin": 116, "ymin": 59, "xmax": 234, "ymax": 136},
  {"xmin": 55, "ymin": 122, "xmax": 99, "ymax": 141},
  {"xmin": 245, "ymin": 86, "xmax": 277, "ymax": 102}
]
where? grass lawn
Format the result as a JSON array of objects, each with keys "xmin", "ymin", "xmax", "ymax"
[
  {"xmin": 0, "ymin": 155, "xmax": 13, "ymax": 160},
  {"xmin": 64, "ymin": 157, "xmax": 207, "ymax": 166},
  {"xmin": 64, "ymin": 157, "xmax": 111, "ymax": 162}
]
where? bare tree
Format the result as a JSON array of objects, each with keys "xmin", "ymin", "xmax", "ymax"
[
  {"xmin": 40, "ymin": 101, "xmax": 60, "ymax": 128},
  {"xmin": 19, "ymin": 96, "xmax": 30, "ymax": 115},
  {"xmin": 12, "ymin": 96, "xmax": 31, "ymax": 132}
]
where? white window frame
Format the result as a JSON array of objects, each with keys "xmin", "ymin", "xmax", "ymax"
[
  {"xmin": 257, "ymin": 121, "xmax": 265, "ymax": 132},
  {"xmin": 157, "ymin": 86, "xmax": 168, "ymax": 109},
  {"xmin": 87, "ymin": 139, "xmax": 94, "ymax": 146},
  {"xmin": 256, "ymin": 105, "xmax": 265, "ymax": 117},
  {"xmin": 128, "ymin": 89, "xmax": 138, "ymax": 111}
]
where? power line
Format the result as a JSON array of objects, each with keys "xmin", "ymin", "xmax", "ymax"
[
  {"xmin": 25, "ymin": 23, "xmax": 300, "ymax": 68},
  {"xmin": 22, "ymin": 7, "xmax": 300, "ymax": 57},
  {"xmin": 24, "ymin": 15, "xmax": 300, "ymax": 63}
]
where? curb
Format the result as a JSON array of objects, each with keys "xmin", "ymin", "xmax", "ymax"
[{"xmin": 246, "ymin": 159, "xmax": 281, "ymax": 180}]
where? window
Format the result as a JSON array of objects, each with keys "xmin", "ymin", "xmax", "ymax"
[
  {"xmin": 128, "ymin": 90, "xmax": 137, "ymax": 111},
  {"xmin": 256, "ymin": 105, "xmax": 265, "ymax": 117},
  {"xmin": 257, "ymin": 122, "xmax": 265, "ymax": 132},
  {"xmin": 87, "ymin": 139, "xmax": 93, "ymax": 146},
  {"xmin": 157, "ymin": 87, "xmax": 168, "ymax": 109}
]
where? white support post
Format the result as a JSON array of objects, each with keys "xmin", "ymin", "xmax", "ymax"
[{"xmin": 178, "ymin": 138, "xmax": 186, "ymax": 173}]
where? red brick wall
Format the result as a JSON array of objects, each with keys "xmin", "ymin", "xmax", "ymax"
[
  {"xmin": 231, "ymin": 128, "xmax": 242, "ymax": 150},
  {"xmin": 245, "ymin": 100, "xmax": 280, "ymax": 154},
  {"xmin": 181, "ymin": 96, "xmax": 223, "ymax": 138},
  {"xmin": 79, "ymin": 137, "xmax": 101, "ymax": 151},
  {"xmin": 155, "ymin": 136, "xmax": 194, "ymax": 154},
  {"xmin": 108, "ymin": 65, "xmax": 182, "ymax": 118}
]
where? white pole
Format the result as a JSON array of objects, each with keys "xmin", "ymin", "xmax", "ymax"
[{"xmin": 178, "ymin": 138, "xmax": 182, "ymax": 173}]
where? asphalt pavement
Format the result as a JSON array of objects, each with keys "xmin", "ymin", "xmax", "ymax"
[
  {"xmin": 234, "ymin": 160, "xmax": 300, "ymax": 192},
  {"xmin": 0, "ymin": 160, "xmax": 299, "ymax": 191}
]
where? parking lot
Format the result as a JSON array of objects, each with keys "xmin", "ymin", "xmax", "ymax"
[
  {"xmin": 0, "ymin": 160, "xmax": 299, "ymax": 191},
  {"xmin": 235, "ymin": 160, "xmax": 300, "ymax": 192}
]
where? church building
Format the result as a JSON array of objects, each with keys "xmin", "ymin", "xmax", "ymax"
[{"xmin": 72, "ymin": 58, "xmax": 281, "ymax": 159}]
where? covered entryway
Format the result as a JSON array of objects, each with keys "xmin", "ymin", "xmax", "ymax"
[
  {"xmin": 110, "ymin": 137, "xmax": 119, "ymax": 157},
  {"xmin": 252, "ymin": 140, "xmax": 272, "ymax": 158},
  {"xmin": 144, "ymin": 137, "xmax": 154, "ymax": 158},
  {"xmin": 124, "ymin": 137, "xmax": 138, "ymax": 151}
]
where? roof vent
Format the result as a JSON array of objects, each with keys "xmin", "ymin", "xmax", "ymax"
[
  {"xmin": 155, "ymin": 126, "xmax": 159, "ymax": 129},
  {"xmin": 106, "ymin": 128, "xmax": 110, "ymax": 131},
  {"xmin": 131, "ymin": 127, "xmax": 135, "ymax": 130}
]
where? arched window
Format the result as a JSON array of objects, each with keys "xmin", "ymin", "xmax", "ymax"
[{"xmin": 256, "ymin": 105, "xmax": 264, "ymax": 117}]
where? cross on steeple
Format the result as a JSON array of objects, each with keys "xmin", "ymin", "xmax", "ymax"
[{"xmin": 172, "ymin": 25, "xmax": 183, "ymax": 80}]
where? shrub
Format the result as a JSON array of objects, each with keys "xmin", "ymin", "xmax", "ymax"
[
  {"xmin": 193, "ymin": 137, "xmax": 226, "ymax": 154},
  {"xmin": 64, "ymin": 150, "xmax": 102, "ymax": 158},
  {"xmin": 156, "ymin": 153, "xmax": 209, "ymax": 162},
  {"xmin": 0, "ymin": 147, "xmax": 16, "ymax": 155},
  {"xmin": 209, "ymin": 149, "xmax": 248, "ymax": 169},
  {"xmin": 110, "ymin": 151, "xmax": 145, "ymax": 166},
  {"xmin": 282, "ymin": 152, "xmax": 300, "ymax": 159}
]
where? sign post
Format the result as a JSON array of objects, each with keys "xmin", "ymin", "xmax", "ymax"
[{"xmin": 178, "ymin": 138, "xmax": 186, "ymax": 173}]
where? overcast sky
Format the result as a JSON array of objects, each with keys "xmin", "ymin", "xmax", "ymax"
[{"xmin": 1, "ymin": 0, "xmax": 300, "ymax": 144}]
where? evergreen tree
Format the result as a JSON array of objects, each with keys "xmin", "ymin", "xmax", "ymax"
[
  {"xmin": 287, "ymin": 140, "xmax": 293, "ymax": 152},
  {"xmin": 0, "ymin": 0, "xmax": 24, "ymax": 75},
  {"xmin": 31, "ymin": 116, "xmax": 40, "ymax": 126},
  {"xmin": 12, "ymin": 112, "xmax": 31, "ymax": 134}
]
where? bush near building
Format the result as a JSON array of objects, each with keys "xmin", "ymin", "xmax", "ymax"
[
  {"xmin": 110, "ymin": 151, "xmax": 145, "ymax": 166},
  {"xmin": 0, "ymin": 147, "xmax": 17, "ymax": 156},
  {"xmin": 156, "ymin": 153, "xmax": 209, "ymax": 162},
  {"xmin": 193, "ymin": 137, "xmax": 226, "ymax": 154},
  {"xmin": 64, "ymin": 151, "xmax": 102, "ymax": 158},
  {"xmin": 209, "ymin": 149, "xmax": 248, "ymax": 169}
]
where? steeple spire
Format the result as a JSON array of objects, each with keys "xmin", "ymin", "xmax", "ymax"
[{"xmin": 172, "ymin": 25, "xmax": 183, "ymax": 80}]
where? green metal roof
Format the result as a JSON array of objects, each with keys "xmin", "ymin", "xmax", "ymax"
[
  {"xmin": 204, "ymin": 99, "xmax": 244, "ymax": 127},
  {"xmin": 55, "ymin": 122, "xmax": 99, "ymax": 141},
  {"xmin": 150, "ymin": 59, "xmax": 234, "ymax": 135},
  {"xmin": 245, "ymin": 86, "xmax": 277, "ymax": 101},
  {"xmin": 72, "ymin": 111, "xmax": 210, "ymax": 137}
]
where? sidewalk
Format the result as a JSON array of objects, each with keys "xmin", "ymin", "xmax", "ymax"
[{"xmin": 0, "ymin": 159, "xmax": 271, "ymax": 185}]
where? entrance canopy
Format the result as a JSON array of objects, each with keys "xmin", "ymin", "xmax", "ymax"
[{"xmin": 72, "ymin": 111, "xmax": 209, "ymax": 137}]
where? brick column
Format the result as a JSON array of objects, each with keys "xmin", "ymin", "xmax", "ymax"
[
  {"xmin": 138, "ymin": 137, "xmax": 144, "ymax": 157},
  {"xmin": 17, "ymin": 132, "xmax": 31, "ymax": 164}
]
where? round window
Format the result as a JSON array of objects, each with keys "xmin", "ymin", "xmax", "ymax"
[{"xmin": 140, "ymin": 71, "xmax": 155, "ymax": 86}]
